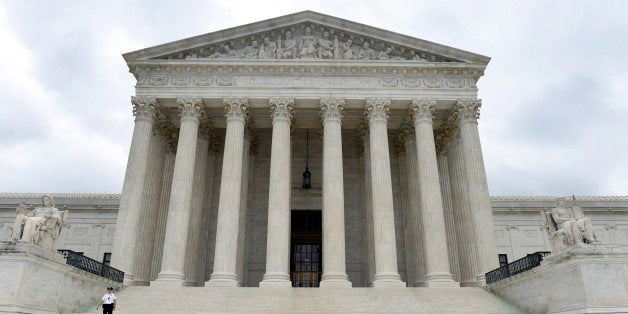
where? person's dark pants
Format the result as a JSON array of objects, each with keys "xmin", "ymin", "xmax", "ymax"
[{"xmin": 102, "ymin": 304, "xmax": 114, "ymax": 314}]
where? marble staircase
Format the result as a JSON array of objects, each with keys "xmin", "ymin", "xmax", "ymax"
[{"xmin": 83, "ymin": 286, "xmax": 523, "ymax": 313}]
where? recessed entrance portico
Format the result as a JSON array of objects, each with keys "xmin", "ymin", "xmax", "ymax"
[{"xmin": 112, "ymin": 10, "xmax": 498, "ymax": 289}]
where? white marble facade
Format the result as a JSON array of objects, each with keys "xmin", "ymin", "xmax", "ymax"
[
  {"xmin": 1, "ymin": 194, "xmax": 627, "ymax": 288},
  {"xmin": 2, "ymin": 12, "xmax": 627, "ymax": 290}
]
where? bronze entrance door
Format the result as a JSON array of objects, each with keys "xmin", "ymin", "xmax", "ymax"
[{"xmin": 290, "ymin": 210, "xmax": 322, "ymax": 287}]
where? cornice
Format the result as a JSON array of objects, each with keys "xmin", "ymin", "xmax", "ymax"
[{"xmin": 128, "ymin": 59, "xmax": 486, "ymax": 78}]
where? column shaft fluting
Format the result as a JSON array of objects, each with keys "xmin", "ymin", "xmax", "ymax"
[
  {"xmin": 455, "ymin": 99, "xmax": 498, "ymax": 283},
  {"xmin": 208, "ymin": 98, "xmax": 249, "ymax": 286},
  {"xmin": 447, "ymin": 129, "xmax": 479, "ymax": 286},
  {"xmin": 320, "ymin": 98, "xmax": 351, "ymax": 287},
  {"xmin": 111, "ymin": 97, "xmax": 158, "ymax": 283},
  {"xmin": 184, "ymin": 124, "xmax": 211, "ymax": 286},
  {"xmin": 151, "ymin": 142, "xmax": 176, "ymax": 281},
  {"xmin": 411, "ymin": 99, "xmax": 455, "ymax": 286},
  {"xmin": 236, "ymin": 135, "xmax": 252, "ymax": 286},
  {"xmin": 156, "ymin": 98, "xmax": 203, "ymax": 284},
  {"xmin": 365, "ymin": 98, "xmax": 403, "ymax": 287},
  {"xmin": 436, "ymin": 143, "xmax": 460, "ymax": 282},
  {"xmin": 359, "ymin": 127, "xmax": 376, "ymax": 286},
  {"xmin": 197, "ymin": 151, "xmax": 217, "ymax": 285},
  {"xmin": 260, "ymin": 98, "xmax": 293, "ymax": 287},
  {"xmin": 133, "ymin": 128, "xmax": 166, "ymax": 285},
  {"xmin": 403, "ymin": 135, "xmax": 427, "ymax": 286}
]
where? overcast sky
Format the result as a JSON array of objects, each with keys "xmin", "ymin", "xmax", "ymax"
[{"xmin": 0, "ymin": 0, "xmax": 626, "ymax": 196}]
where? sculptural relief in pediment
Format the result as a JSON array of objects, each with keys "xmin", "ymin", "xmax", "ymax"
[{"xmin": 153, "ymin": 23, "xmax": 461, "ymax": 62}]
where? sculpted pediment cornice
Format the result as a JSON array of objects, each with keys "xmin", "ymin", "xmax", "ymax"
[{"xmin": 123, "ymin": 11, "xmax": 490, "ymax": 66}]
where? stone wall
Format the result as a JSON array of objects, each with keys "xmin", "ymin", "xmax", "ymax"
[{"xmin": 0, "ymin": 242, "xmax": 122, "ymax": 313}]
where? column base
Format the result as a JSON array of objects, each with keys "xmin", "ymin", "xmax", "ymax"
[
  {"xmin": 372, "ymin": 272, "xmax": 405, "ymax": 287},
  {"xmin": 426, "ymin": 271, "xmax": 456, "ymax": 286},
  {"xmin": 122, "ymin": 273, "xmax": 135, "ymax": 285},
  {"xmin": 259, "ymin": 272, "xmax": 292, "ymax": 287},
  {"xmin": 154, "ymin": 271, "xmax": 185, "ymax": 285},
  {"xmin": 320, "ymin": 272, "xmax": 352, "ymax": 288},
  {"xmin": 475, "ymin": 273, "xmax": 487, "ymax": 286},
  {"xmin": 460, "ymin": 279, "xmax": 481, "ymax": 287},
  {"xmin": 207, "ymin": 271, "xmax": 239, "ymax": 287},
  {"xmin": 183, "ymin": 281, "xmax": 199, "ymax": 287}
]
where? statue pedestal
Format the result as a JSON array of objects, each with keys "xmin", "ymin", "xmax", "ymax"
[
  {"xmin": 488, "ymin": 244, "xmax": 628, "ymax": 313},
  {"xmin": 0, "ymin": 241, "xmax": 122, "ymax": 313}
]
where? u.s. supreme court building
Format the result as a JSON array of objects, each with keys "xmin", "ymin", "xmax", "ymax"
[{"xmin": 1, "ymin": 11, "xmax": 627, "ymax": 313}]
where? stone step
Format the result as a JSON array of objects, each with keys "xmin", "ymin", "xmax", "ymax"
[{"xmin": 81, "ymin": 286, "xmax": 523, "ymax": 313}]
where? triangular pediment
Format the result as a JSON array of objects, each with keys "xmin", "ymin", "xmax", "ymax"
[{"xmin": 123, "ymin": 11, "xmax": 489, "ymax": 64}]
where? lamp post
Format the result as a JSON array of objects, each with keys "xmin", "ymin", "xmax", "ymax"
[{"xmin": 302, "ymin": 129, "xmax": 312, "ymax": 189}]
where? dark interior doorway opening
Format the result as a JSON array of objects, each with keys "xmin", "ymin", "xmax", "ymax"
[{"xmin": 290, "ymin": 210, "xmax": 322, "ymax": 287}]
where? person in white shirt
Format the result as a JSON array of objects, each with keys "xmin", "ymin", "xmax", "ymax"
[{"xmin": 96, "ymin": 287, "xmax": 117, "ymax": 313}]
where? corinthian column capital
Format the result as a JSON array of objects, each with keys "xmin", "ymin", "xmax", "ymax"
[
  {"xmin": 177, "ymin": 98, "xmax": 205, "ymax": 122},
  {"xmin": 365, "ymin": 98, "xmax": 390, "ymax": 124},
  {"xmin": 131, "ymin": 96, "xmax": 159, "ymax": 122},
  {"xmin": 410, "ymin": 98, "xmax": 436, "ymax": 124},
  {"xmin": 223, "ymin": 97, "xmax": 249, "ymax": 122},
  {"xmin": 453, "ymin": 99, "xmax": 481, "ymax": 125},
  {"xmin": 320, "ymin": 98, "xmax": 345, "ymax": 123},
  {"xmin": 269, "ymin": 97, "xmax": 294, "ymax": 123}
]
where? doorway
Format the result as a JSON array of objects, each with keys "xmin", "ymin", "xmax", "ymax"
[{"xmin": 290, "ymin": 210, "xmax": 322, "ymax": 287}]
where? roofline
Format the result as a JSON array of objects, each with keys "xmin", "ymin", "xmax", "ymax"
[{"xmin": 123, "ymin": 10, "xmax": 490, "ymax": 64}]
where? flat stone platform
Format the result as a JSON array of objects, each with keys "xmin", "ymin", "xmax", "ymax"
[{"xmin": 81, "ymin": 286, "xmax": 523, "ymax": 313}]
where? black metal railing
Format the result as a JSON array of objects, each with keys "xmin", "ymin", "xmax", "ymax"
[
  {"xmin": 58, "ymin": 250, "xmax": 124, "ymax": 283},
  {"xmin": 486, "ymin": 251, "xmax": 551, "ymax": 284}
]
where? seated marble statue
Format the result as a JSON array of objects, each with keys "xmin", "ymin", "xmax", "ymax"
[
  {"xmin": 543, "ymin": 197, "xmax": 598, "ymax": 250},
  {"xmin": 19, "ymin": 195, "xmax": 69, "ymax": 251}
]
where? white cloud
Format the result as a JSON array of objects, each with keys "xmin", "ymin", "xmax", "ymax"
[{"xmin": 0, "ymin": 0, "xmax": 626, "ymax": 195}]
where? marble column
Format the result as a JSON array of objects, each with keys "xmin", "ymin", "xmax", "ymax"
[
  {"xmin": 208, "ymin": 97, "xmax": 249, "ymax": 286},
  {"xmin": 454, "ymin": 99, "xmax": 499, "ymax": 283},
  {"xmin": 445, "ymin": 123, "xmax": 479, "ymax": 286},
  {"xmin": 319, "ymin": 98, "xmax": 351, "ymax": 288},
  {"xmin": 196, "ymin": 139, "xmax": 219, "ymax": 285},
  {"xmin": 365, "ymin": 98, "xmax": 404, "ymax": 287},
  {"xmin": 411, "ymin": 99, "xmax": 455, "ymax": 286},
  {"xmin": 260, "ymin": 97, "xmax": 293, "ymax": 287},
  {"xmin": 155, "ymin": 98, "xmax": 204, "ymax": 284},
  {"xmin": 435, "ymin": 131, "xmax": 460, "ymax": 283},
  {"xmin": 358, "ymin": 122, "xmax": 375, "ymax": 286},
  {"xmin": 111, "ymin": 97, "xmax": 158, "ymax": 283},
  {"xmin": 184, "ymin": 120, "xmax": 212, "ymax": 286},
  {"xmin": 151, "ymin": 131, "xmax": 176, "ymax": 281},
  {"xmin": 399, "ymin": 122, "xmax": 427, "ymax": 286},
  {"xmin": 132, "ymin": 122, "xmax": 167, "ymax": 285},
  {"xmin": 236, "ymin": 124, "xmax": 253, "ymax": 286}
]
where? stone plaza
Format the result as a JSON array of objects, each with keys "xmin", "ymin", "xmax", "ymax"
[{"xmin": 1, "ymin": 11, "xmax": 627, "ymax": 313}]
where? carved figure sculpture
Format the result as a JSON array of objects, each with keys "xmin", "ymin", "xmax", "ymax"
[
  {"xmin": 297, "ymin": 27, "xmax": 317, "ymax": 58},
  {"xmin": 20, "ymin": 195, "xmax": 69, "ymax": 251},
  {"xmin": 339, "ymin": 39, "xmax": 356, "ymax": 59},
  {"xmin": 258, "ymin": 37, "xmax": 277, "ymax": 59},
  {"xmin": 377, "ymin": 47, "xmax": 393, "ymax": 60},
  {"xmin": 277, "ymin": 31, "xmax": 297, "ymax": 59},
  {"xmin": 9, "ymin": 203, "xmax": 31, "ymax": 240},
  {"xmin": 243, "ymin": 40, "xmax": 259, "ymax": 59},
  {"xmin": 542, "ymin": 197, "xmax": 598, "ymax": 251},
  {"xmin": 358, "ymin": 42, "xmax": 375, "ymax": 60},
  {"xmin": 207, "ymin": 45, "xmax": 238, "ymax": 59},
  {"xmin": 317, "ymin": 31, "xmax": 336, "ymax": 59},
  {"xmin": 409, "ymin": 50, "xmax": 428, "ymax": 62}
]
